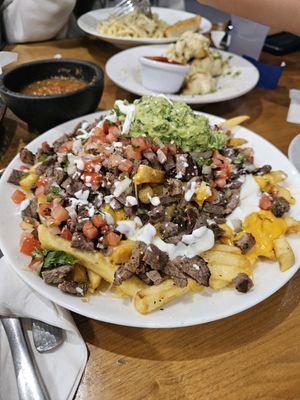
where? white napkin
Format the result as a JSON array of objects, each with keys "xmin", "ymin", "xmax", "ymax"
[
  {"xmin": 287, "ymin": 89, "xmax": 300, "ymax": 124},
  {"xmin": 0, "ymin": 257, "xmax": 88, "ymax": 400},
  {"xmin": 0, "ymin": 51, "xmax": 18, "ymax": 74}
]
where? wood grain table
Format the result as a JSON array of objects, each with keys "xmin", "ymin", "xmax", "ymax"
[{"xmin": 2, "ymin": 38, "xmax": 300, "ymax": 400}]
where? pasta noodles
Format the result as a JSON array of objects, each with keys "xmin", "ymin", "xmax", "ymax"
[{"xmin": 97, "ymin": 11, "xmax": 168, "ymax": 38}]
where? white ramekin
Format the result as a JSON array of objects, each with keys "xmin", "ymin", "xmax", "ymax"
[{"xmin": 139, "ymin": 56, "xmax": 190, "ymax": 94}]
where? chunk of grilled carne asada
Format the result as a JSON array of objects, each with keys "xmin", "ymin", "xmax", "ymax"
[
  {"xmin": 234, "ymin": 232, "xmax": 256, "ymax": 254},
  {"xmin": 232, "ymin": 273, "xmax": 253, "ymax": 293}
]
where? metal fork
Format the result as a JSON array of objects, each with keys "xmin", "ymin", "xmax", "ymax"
[{"xmin": 111, "ymin": 0, "xmax": 152, "ymax": 19}]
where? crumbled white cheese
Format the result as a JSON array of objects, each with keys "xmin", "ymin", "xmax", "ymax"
[
  {"xmin": 125, "ymin": 196, "xmax": 138, "ymax": 207},
  {"xmin": 115, "ymin": 100, "xmax": 135, "ymax": 135},
  {"xmin": 20, "ymin": 199, "xmax": 30, "ymax": 211},
  {"xmin": 184, "ymin": 181, "xmax": 197, "ymax": 202},
  {"xmin": 112, "ymin": 141, "xmax": 123, "ymax": 148},
  {"xmin": 113, "ymin": 177, "xmax": 132, "ymax": 197},
  {"xmin": 175, "ymin": 172, "xmax": 183, "ymax": 179},
  {"xmin": 72, "ymin": 139, "xmax": 82, "ymax": 155},
  {"xmin": 74, "ymin": 189, "xmax": 89, "ymax": 202},
  {"xmin": 104, "ymin": 195, "xmax": 114, "ymax": 204},
  {"xmin": 193, "ymin": 264, "xmax": 200, "ymax": 270},
  {"xmin": 88, "ymin": 206, "xmax": 95, "ymax": 218},
  {"xmin": 75, "ymin": 158, "xmax": 84, "ymax": 171},
  {"xmin": 150, "ymin": 196, "xmax": 160, "ymax": 206}
]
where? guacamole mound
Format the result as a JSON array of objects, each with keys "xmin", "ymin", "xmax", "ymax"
[{"xmin": 115, "ymin": 96, "xmax": 228, "ymax": 153}]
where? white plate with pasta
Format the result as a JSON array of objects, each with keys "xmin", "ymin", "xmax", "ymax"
[
  {"xmin": 106, "ymin": 45, "xmax": 259, "ymax": 104},
  {"xmin": 0, "ymin": 109, "xmax": 300, "ymax": 328},
  {"xmin": 77, "ymin": 7, "xmax": 212, "ymax": 48}
]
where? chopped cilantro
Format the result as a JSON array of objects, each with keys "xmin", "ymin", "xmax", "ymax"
[
  {"xmin": 43, "ymin": 250, "xmax": 78, "ymax": 268},
  {"xmin": 38, "ymin": 153, "xmax": 48, "ymax": 162},
  {"xmin": 51, "ymin": 186, "xmax": 61, "ymax": 195},
  {"xmin": 234, "ymin": 153, "xmax": 245, "ymax": 164},
  {"xmin": 47, "ymin": 195, "xmax": 54, "ymax": 202}
]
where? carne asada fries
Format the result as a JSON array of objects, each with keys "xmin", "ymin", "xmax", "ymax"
[{"xmin": 8, "ymin": 96, "xmax": 300, "ymax": 314}]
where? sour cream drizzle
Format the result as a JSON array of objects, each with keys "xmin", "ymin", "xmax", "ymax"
[
  {"xmin": 226, "ymin": 174, "xmax": 261, "ymax": 228},
  {"xmin": 114, "ymin": 100, "xmax": 135, "ymax": 135},
  {"xmin": 116, "ymin": 220, "xmax": 215, "ymax": 260}
]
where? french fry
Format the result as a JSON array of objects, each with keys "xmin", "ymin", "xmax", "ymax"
[
  {"xmin": 87, "ymin": 270, "xmax": 101, "ymax": 291},
  {"xmin": 201, "ymin": 250, "xmax": 252, "ymax": 272},
  {"xmin": 134, "ymin": 279, "xmax": 194, "ymax": 314},
  {"xmin": 229, "ymin": 138, "xmax": 248, "ymax": 147},
  {"xmin": 255, "ymin": 170, "xmax": 287, "ymax": 190},
  {"xmin": 73, "ymin": 264, "xmax": 87, "ymax": 283},
  {"xmin": 38, "ymin": 225, "xmax": 147, "ymax": 298},
  {"xmin": 283, "ymin": 215, "xmax": 300, "ymax": 233},
  {"xmin": 208, "ymin": 263, "xmax": 249, "ymax": 283},
  {"xmin": 273, "ymin": 236, "xmax": 295, "ymax": 271},
  {"xmin": 211, "ymin": 243, "xmax": 241, "ymax": 254},
  {"xmin": 209, "ymin": 278, "xmax": 228, "ymax": 290},
  {"xmin": 109, "ymin": 240, "xmax": 134, "ymax": 264},
  {"xmin": 219, "ymin": 115, "xmax": 250, "ymax": 129}
]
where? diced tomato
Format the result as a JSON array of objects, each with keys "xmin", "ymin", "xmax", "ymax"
[
  {"xmin": 84, "ymin": 161, "xmax": 96, "ymax": 173},
  {"xmin": 102, "ymin": 120, "xmax": 110, "ymax": 135},
  {"xmin": 11, "ymin": 189, "xmax": 26, "ymax": 204},
  {"xmin": 213, "ymin": 150, "xmax": 227, "ymax": 167},
  {"xmin": 118, "ymin": 159, "xmax": 133, "ymax": 173},
  {"xmin": 93, "ymin": 127, "xmax": 104, "ymax": 136},
  {"xmin": 92, "ymin": 215, "xmax": 106, "ymax": 228},
  {"xmin": 103, "ymin": 232, "xmax": 121, "ymax": 247},
  {"xmin": 41, "ymin": 141, "xmax": 51, "ymax": 152},
  {"xmin": 131, "ymin": 136, "xmax": 149, "ymax": 151},
  {"xmin": 61, "ymin": 226, "xmax": 72, "ymax": 241},
  {"xmin": 82, "ymin": 172, "xmax": 102, "ymax": 188},
  {"xmin": 20, "ymin": 165, "xmax": 30, "ymax": 171},
  {"xmin": 86, "ymin": 134, "xmax": 106, "ymax": 146},
  {"xmin": 259, "ymin": 194, "xmax": 272, "ymax": 210},
  {"xmin": 36, "ymin": 176, "xmax": 48, "ymax": 187},
  {"xmin": 20, "ymin": 233, "xmax": 40, "ymax": 256},
  {"xmin": 124, "ymin": 145, "xmax": 142, "ymax": 161},
  {"xmin": 108, "ymin": 154, "xmax": 123, "ymax": 168},
  {"xmin": 83, "ymin": 220, "xmax": 98, "ymax": 240},
  {"xmin": 215, "ymin": 169, "xmax": 228, "ymax": 179},
  {"xmin": 101, "ymin": 225, "xmax": 110, "ymax": 234},
  {"xmin": 108, "ymin": 125, "xmax": 120, "ymax": 136},
  {"xmin": 38, "ymin": 202, "xmax": 52, "ymax": 217},
  {"xmin": 106, "ymin": 132, "xmax": 118, "ymax": 144},
  {"xmin": 215, "ymin": 178, "xmax": 226, "ymax": 188},
  {"xmin": 58, "ymin": 140, "xmax": 73, "ymax": 153},
  {"xmin": 51, "ymin": 204, "xmax": 69, "ymax": 225}
]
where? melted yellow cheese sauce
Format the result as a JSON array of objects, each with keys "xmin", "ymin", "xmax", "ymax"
[{"xmin": 242, "ymin": 210, "xmax": 287, "ymax": 262}]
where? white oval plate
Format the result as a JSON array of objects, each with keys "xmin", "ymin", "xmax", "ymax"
[
  {"xmin": 77, "ymin": 7, "xmax": 212, "ymax": 48},
  {"xmin": 0, "ymin": 112, "xmax": 299, "ymax": 328},
  {"xmin": 106, "ymin": 45, "xmax": 259, "ymax": 104},
  {"xmin": 288, "ymin": 133, "xmax": 300, "ymax": 172}
]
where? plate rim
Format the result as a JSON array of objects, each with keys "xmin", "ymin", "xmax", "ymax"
[
  {"xmin": 77, "ymin": 7, "xmax": 212, "ymax": 43},
  {"xmin": 0, "ymin": 110, "xmax": 299, "ymax": 328},
  {"xmin": 105, "ymin": 45, "xmax": 260, "ymax": 104}
]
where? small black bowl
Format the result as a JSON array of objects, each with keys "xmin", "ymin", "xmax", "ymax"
[{"xmin": 0, "ymin": 59, "xmax": 104, "ymax": 132}]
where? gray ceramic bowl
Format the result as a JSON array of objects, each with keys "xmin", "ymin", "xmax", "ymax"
[{"xmin": 0, "ymin": 59, "xmax": 104, "ymax": 132}]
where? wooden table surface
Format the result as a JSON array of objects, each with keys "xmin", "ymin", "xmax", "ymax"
[{"xmin": 2, "ymin": 38, "xmax": 300, "ymax": 400}]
